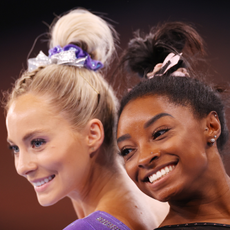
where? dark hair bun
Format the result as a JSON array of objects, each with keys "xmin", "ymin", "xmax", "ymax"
[{"xmin": 122, "ymin": 21, "xmax": 206, "ymax": 77}]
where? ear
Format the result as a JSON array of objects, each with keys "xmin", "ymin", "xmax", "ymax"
[
  {"xmin": 86, "ymin": 119, "xmax": 104, "ymax": 157},
  {"xmin": 205, "ymin": 111, "xmax": 221, "ymax": 146}
]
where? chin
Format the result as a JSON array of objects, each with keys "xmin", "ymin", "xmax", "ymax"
[
  {"xmin": 36, "ymin": 194, "xmax": 61, "ymax": 207},
  {"xmin": 149, "ymin": 188, "xmax": 177, "ymax": 203},
  {"xmin": 153, "ymin": 193, "xmax": 171, "ymax": 203},
  {"xmin": 154, "ymin": 191, "xmax": 181, "ymax": 202}
]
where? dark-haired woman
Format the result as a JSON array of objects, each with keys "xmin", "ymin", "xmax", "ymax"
[{"xmin": 116, "ymin": 22, "xmax": 230, "ymax": 229}]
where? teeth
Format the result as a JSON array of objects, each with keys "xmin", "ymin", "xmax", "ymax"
[
  {"xmin": 149, "ymin": 165, "xmax": 175, "ymax": 183},
  {"xmin": 156, "ymin": 171, "xmax": 161, "ymax": 179},
  {"xmin": 33, "ymin": 176, "xmax": 54, "ymax": 187},
  {"xmin": 165, "ymin": 167, "xmax": 169, "ymax": 173},
  {"xmin": 161, "ymin": 168, "xmax": 166, "ymax": 176}
]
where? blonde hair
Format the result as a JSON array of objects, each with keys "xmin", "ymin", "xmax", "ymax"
[
  {"xmin": 50, "ymin": 9, "xmax": 118, "ymax": 67},
  {"xmin": 5, "ymin": 9, "xmax": 119, "ymax": 159}
]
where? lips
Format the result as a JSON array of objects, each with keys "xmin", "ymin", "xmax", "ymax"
[
  {"xmin": 31, "ymin": 175, "xmax": 55, "ymax": 187},
  {"xmin": 148, "ymin": 164, "xmax": 175, "ymax": 183}
]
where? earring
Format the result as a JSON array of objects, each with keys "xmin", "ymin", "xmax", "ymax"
[
  {"xmin": 210, "ymin": 138, "xmax": 215, "ymax": 143},
  {"xmin": 91, "ymin": 147, "xmax": 95, "ymax": 151},
  {"xmin": 151, "ymin": 152, "xmax": 153, "ymax": 154},
  {"xmin": 209, "ymin": 135, "xmax": 217, "ymax": 144}
]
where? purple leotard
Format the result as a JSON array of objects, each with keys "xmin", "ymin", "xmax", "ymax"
[{"xmin": 63, "ymin": 211, "xmax": 131, "ymax": 230}]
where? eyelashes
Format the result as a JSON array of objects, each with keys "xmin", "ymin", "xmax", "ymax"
[
  {"xmin": 31, "ymin": 139, "xmax": 46, "ymax": 148},
  {"xmin": 120, "ymin": 148, "xmax": 135, "ymax": 157},
  {"xmin": 8, "ymin": 138, "xmax": 46, "ymax": 155},
  {"xmin": 119, "ymin": 127, "xmax": 170, "ymax": 158},
  {"xmin": 9, "ymin": 145, "xmax": 19, "ymax": 155},
  {"xmin": 152, "ymin": 128, "xmax": 170, "ymax": 140}
]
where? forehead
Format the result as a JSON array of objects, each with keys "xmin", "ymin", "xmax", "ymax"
[
  {"xmin": 6, "ymin": 94, "xmax": 66, "ymax": 141},
  {"xmin": 7, "ymin": 93, "xmax": 54, "ymax": 122},
  {"xmin": 120, "ymin": 95, "xmax": 176, "ymax": 119},
  {"xmin": 118, "ymin": 95, "xmax": 195, "ymax": 131}
]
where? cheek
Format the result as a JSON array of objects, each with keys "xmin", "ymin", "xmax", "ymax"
[
  {"xmin": 168, "ymin": 134, "xmax": 208, "ymax": 172},
  {"xmin": 14, "ymin": 157, "xmax": 19, "ymax": 173},
  {"xmin": 38, "ymin": 147, "xmax": 71, "ymax": 172},
  {"xmin": 53, "ymin": 144, "xmax": 89, "ymax": 178},
  {"xmin": 178, "ymin": 132, "xmax": 207, "ymax": 160},
  {"xmin": 45, "ymin": 141, "xmax": 78, "ymax": 164},
  {"xmin": 125, "ymin": 159, "xmax": 138, "ymax": 182}
]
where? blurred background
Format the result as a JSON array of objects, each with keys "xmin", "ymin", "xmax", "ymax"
[{"xmin": 0, "ymin": 0, "xmax": 229, "ymax": 229}]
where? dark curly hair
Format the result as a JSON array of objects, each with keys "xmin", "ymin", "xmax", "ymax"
[
  {"xmin": 117, "ymin": 21, "xmax": 228, "ymax": 153},
  {"xmin": 118, "ymin": 75, "xmax": 229, "ymax": 153}
]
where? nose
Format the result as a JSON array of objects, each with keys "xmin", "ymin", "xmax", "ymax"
[
  {"xmin": 138, "ymin": 147, "xmax": 160, "ymax": 168},
  {"xmin": 15, "ymin": 151, "xmax": 37, "ymax": 177}
]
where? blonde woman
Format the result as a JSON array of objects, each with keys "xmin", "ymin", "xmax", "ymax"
[{"xmin": 4, "ymin": 9, "xmax": 168, "ymax": 230}]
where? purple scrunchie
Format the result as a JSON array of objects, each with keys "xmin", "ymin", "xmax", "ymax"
[{"xmin": 48, "ymin": 44, "xmax": 103, "ymax": 71}]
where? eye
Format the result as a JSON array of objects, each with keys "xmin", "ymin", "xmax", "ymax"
[
  {"xmin": 31, "ymin": 139, "xmax": 46, "ymax": 149},
  {"xmin": 120, "ymin": 148, "xmax": 135, "ymax": 157},
  {"xmin": 152, "ymin": 128, "xmax": 170, "ymax": 140},
  {"xmin": 9, "ymin": 145, "xmax": 19, "ymax": 155}
]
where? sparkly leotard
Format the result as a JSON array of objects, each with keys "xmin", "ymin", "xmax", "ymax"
[{"xmin": 63, "ymin": 211, "xmax": 130, "ymax": 230}]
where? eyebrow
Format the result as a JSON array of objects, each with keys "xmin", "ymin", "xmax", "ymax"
[
  {"xmin": 6, "ymin": 138, "xmax": 13, "ymax": 144},
  {"xmin": 117, "ymin": 134, "xmax": 131, "ymax": 144},
  {"xmin": 7, "ymin": 130, "xmax": 46, "ymax": 144},
  {"xmin": 22, "ymin": 131, "xmax": 41, "ymax": 142},
  {"xmin": 117, "ymin": 112, "xmax": 173, "ymax": 144},
  {"xmin": 144, "ymin": 113, "xmax": 173, "ymax": 129}
]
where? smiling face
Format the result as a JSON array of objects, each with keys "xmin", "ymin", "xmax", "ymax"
[
  {"xmin": 117, "ymin": 95, "xmax": 209, "ymax": 202},
  {"xmin": 6, "ymin": 93, "xmax": 91, "ymax": 206}
]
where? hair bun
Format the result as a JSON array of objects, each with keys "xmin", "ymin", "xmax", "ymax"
[
  {"xmin": 50, "ymin": 9, "xmax": 118, "ymax": 67},
  {"xmin": 122, "ymin": 21, "xmax": 206, "ymax": 77}
]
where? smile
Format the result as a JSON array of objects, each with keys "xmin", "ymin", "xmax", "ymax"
[
  {"xmin": 148, "ymin": 165, "xmax": 175, "ymax": 183},
  {"xmin": 32, "ymin": 175, "xmax": 55, "ymax": 187}
]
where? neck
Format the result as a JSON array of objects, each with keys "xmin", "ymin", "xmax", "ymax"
[
  {"xmin": 162, "ymin": 150, "xmax": 230, "ymax": 226},
  {"xmin": 68, "ymin": 149, "xmax": 120, "ymax": 218},
  {"xmin": 69, "ymin": 149, "xmax": 168, "ymax": 229}
]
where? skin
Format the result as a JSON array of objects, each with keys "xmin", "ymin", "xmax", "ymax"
[
  {"xmin": 6, "ymin": 93, "xmax": 169, "ymax": 229},
  {"xmin": 117, "ymin": 95, "xmax": 230, "ymax": 225},
  {"xmin": 6, "ymin": 93, "xmax": 94, "ymax": 206}
]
